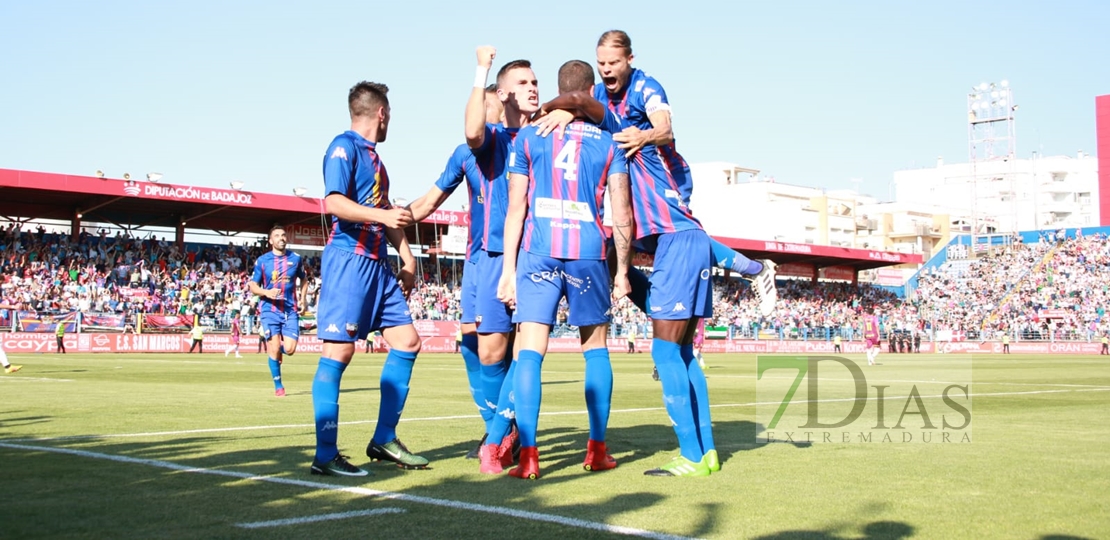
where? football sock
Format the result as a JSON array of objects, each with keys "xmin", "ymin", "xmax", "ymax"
[
  {"xmin": 268, "ymin": 357, "xmax": 284, "ymax": 390},
  {"xmin": 653, "ymin": 339, "xmax": 702, "ymax": 462},
  {"xmin": 460, "ymin": 334, "xmax": 492, "ymax": 428},
  {"xmin": 372, "ymin": 349, "xmax": 417, "ymax": 444},
  {"xmin": 681, "ymin": 343, "xmax": 715, "ymax": 453},
  {"xmin": 480, "ymin": 357, "xmax": 509, "ymax": 432},
  {"xmin": 312, "ymin": 358, "xmax": 346, "ymax": 463},
  {"xmin": 514, "ymin": 350, "xmax": 543, "ymax": 448},
  {"xmin": 583, "ymin": 348, "xmax": 613, "ymax": 442},
  {"xmin": 487, "ymin": 359, "xmax": 518, "ymax": 443}
]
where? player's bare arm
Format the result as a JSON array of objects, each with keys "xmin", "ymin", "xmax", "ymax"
[
  {"xmin": 608, "ymin": 171, "xmax": 634, "ymax": 300},
  {"xmin": 324, "ymin": 193, "xmax": 414, "ymax": 229},
  {"xmin": 465, "ymin": 46, "xmax": 496, "ymax": 149},
  {"xmin": 298, "ymin": 275, "xmax": 308, "ymax": 310},
  {"xmin": 613, "ymin": 110, "xmax": 674, "ymax": 158},
  {"xmin": 407, "ymin": 186, "xmax": 450, "ymax": 222},
  {"xmin": 531, "ymin": 91, "xmax": 606, "ymax": 137},
  {"xmin": 248, "ymin": 280, "xmax": 280, "ymax": 300},
  {"xmin": 497, "ymin": 172, "xmax": 529, "ymax": 307}
]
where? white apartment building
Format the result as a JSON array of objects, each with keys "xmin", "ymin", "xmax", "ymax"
[
  {"xmin": 689, "ymin": 162, "xmax": 869, "ymax": 248},
  {"xmin": 892, "ymin": 153, "xmax": 1099, "ymax": 233}
]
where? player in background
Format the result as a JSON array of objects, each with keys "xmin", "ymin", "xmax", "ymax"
[
  {"xmin": 310, "ymin": 81, "xmax": 426, "ymax": 477},
  {"xmin": 407, "ymin": 85, "xmax": 505, "ymax": 458},
  {"xmin": 249, "ymin": 225, "xmax": 308, "ymax": 397},
  {"xmin": 462, "ymin": 46, "xmax": 542, "ymax": 470},
  {"xmin": 225, "ymin": 316, "xmax": 243, "ymax": 358},
  {"xmin": 863, "ymin": 311, "xmax": 881, "ymax": 366},
  {"xmin": 0, "ymin": 303, "xmax": 22, "ymax": 373},
  {"xmin": 496, "ymin": 59, "xmax": 634, "ymax": 479}
]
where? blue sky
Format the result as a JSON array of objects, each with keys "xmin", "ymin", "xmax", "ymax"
[{"xmin": 1, "ymin": 1, "xmax": 1107, "ymax": 211}]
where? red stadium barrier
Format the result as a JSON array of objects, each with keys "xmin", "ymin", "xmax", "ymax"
[{"xmin": 0, "ymin": 332, "xmax": 1102, "ymax": 355}]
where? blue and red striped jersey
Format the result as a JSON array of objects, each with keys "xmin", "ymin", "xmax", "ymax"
[
  {"xmin": 434, "ymin": 144, "xmax": 487, "ymax": 262},
  {"xmin": 508, "ymin": 121, "xmax": 627, "ymax": 261},
  {"xmin": 322, "ymin": 130, "xmax": 391, "ymax": 259},
  {"xmin": 473, "ymin": 123, "xmax": 519, "ymax": 254},
  {"xmin": 251, "ymin": 251, "xmax": 306, "ymax": 313},
  {"xmin": 593, "ymin": 68, "xmax": 702, "ymax": 247}
]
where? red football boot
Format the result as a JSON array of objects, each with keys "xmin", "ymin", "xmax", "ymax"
[
  {"xmin": 508, "ymin": 446, "xmax": 540, "ymax": 480},
  {"xmin": 478, "ymin": 443, "xmax": 503, "ymax": 474},
  {"xmin": 497, "ymin": 424, "xmax": 519, "ymax": 468},
  {"xmin": 583, "ymin": 439, "xmax": 617, "ymax": 472}
]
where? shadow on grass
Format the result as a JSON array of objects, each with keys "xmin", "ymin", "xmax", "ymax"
[
  {"xmin": 0, "ymin": 414, "xmax": 53, "ymax": 435},
  {"xmin": 752, "ymin": 520, "xmax": 915, "ymax": 540}
]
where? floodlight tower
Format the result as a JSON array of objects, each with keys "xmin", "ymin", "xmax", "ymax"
[{"xmin": 967, "ymin": 80, "xmax": 1017, "ymax": 237}]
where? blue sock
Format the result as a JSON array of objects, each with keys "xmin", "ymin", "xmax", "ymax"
[
  {"xmin": 583, "ymin": 348, "xmax": 613, "ymax": 442},
  {"xmin": 709, "ymin": 238, "xmax": 760, "ymax": 275},
  {"xmin": 652, "ymin": 338, "xmax": 702, "ymax": 462},
  {"xmin": 628, "ymin": 266, "xmax": 652, "ymax": 313},
  {"xmin": 460, "ymin": 335, "xmax": 491, "ymax": 429},
  {"xmin": 681, "ymin": 343, "xmax": 715, "ymax": 454},
  {"xmin": 312, "ymin": 358, "xmax": 347, "ymax": 463},
  {"xmin": 267, "ymin": 357, "xmax": 284, "ymax": 390},
  {"xmin": 487, "ymin": 359, "xmax": 517, "ymax": 443},
  {"xmin": 514, "ymin": 350, "xmax": 543, "ymax": 448},
  {"xmin": 480, "ymin": 360, "xmax": 508, "ymax": 432},
  {"xmin": 372, "ymin": 349, "xmax": 418, "ymax": 444}
]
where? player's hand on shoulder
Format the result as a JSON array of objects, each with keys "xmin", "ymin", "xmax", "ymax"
[
  {"xmin": 476, "ymin": 46, "xmax": 496, "ymax": 68},
  {"xmin": 531, "ymin": 109, "xmax": 573, "ymax": 138},
  {"xmin": 613, "ymin": 126, "xmax": 647, "ymax": 158},
  {"xmin": 381, "ymin": 207, "xmax": 414, "ymax": 229}
]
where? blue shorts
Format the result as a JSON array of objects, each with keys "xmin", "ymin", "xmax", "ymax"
[
  {"xmin": 260, "ymin": 309, "xmax": 300, "ymax": 341},
  {"xmin": 514, "ymin": 251, "xmax": 610, "ymax": 327},
  {"xmin": 474, "ymin": 250, "xmax": 513, "ymax": 334},
  {"xmin": 648, "ymin": 229, "xmax": 713, "ymax": 321},
  {"xmin": 316, "ymin": 245, "xmax": 413, "ymax": 342},
  {"xmin": 460, "ymin": 259, "xmax": 478, "ymax": 324}
]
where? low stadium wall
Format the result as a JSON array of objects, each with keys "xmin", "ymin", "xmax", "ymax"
[{"xmin": 1, "ymin": 332, "xmax": 1102, "ymax": 355}]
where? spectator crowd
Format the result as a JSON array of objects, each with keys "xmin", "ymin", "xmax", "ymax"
[{"xmin": 2, "ymin": 222, "xmax": 1107, "ymax": 343}]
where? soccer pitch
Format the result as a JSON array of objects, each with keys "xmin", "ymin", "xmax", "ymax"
[{"xmin": 2, "ymin": 351, "xmax": 1108, "ymax": 539}]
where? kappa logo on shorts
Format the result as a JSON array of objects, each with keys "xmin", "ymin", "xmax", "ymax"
[
  {"xmin": 673, "ymin": 302, "xmax": 686, "ymax": 312},
  {"xmin": 345, "ymin": 323, "xmax": 358, "ymax": 337},
  {"xmin": 325, "ymin": 324, "xmax": 338, "ymax": 334}
]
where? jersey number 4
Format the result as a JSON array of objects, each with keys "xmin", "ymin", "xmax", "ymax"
[{"xmin": 554, "ymin": 140, "xmax": 579, "ymax": 182}]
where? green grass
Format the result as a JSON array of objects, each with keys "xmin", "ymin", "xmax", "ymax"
[{"xmin": 2, "ymin": 350, "xmax": 1108, "ymax": 539}]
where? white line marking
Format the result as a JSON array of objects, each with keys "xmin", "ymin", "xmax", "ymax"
[
  {"xmin": 235, "ymin": 508, "xmax": 406, "ymax": 529},
  {"xmin": 7, "ymin": 388, "xmax": 1108, "ymax": 444},
  {"xmin": 0, "ymin": 376, "xmax": 74, "ymax": 382},
  {"xmin": 0, "ymin": 442, "xmax": 696, "ymax": 540}
]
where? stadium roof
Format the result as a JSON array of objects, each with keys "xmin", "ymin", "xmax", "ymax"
[
  {"xmin": 713, "ymin": 235, "xmax": 922, "ymax": 272},
  {"xmin": 0, "ymin": 168, "xmax": 920, "ymax": 273},
  {"xmin": 0, "ymin": 168, "xmax": 325, "ymax": 235}
]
